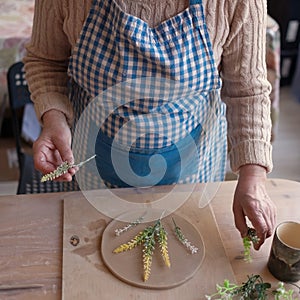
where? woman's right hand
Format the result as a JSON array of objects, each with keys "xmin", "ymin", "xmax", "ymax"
[{"xmin": 33, "ymin": 109, "xmax": 75, "ymax": 181}]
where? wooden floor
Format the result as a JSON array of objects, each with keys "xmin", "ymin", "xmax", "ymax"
[{"xmin": 0, "ymin": 87, "xmax": 299, "ymax": 195}]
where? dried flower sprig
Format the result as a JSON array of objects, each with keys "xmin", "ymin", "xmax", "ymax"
[
  {"xmin": 40, "ymin": 154, "xmax": 96, "ymax": 182},
  {"xmin": 113, "ymin": 218, "xmax": 170, "ymax": 281},
  {"xmin": 114, "ymin": 214, "xmax": 145, "ymax": 236},
  {"xmin": 172, "ymin": 218, "xmax": 198, "ymax": 254},
  {"xmin": 243, "ymin": 227, "xmax": 260, "ymax": 263}
]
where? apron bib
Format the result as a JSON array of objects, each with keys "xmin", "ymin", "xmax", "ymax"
[{"xmin": 68, "ymin": 0, "xmax": 227, "ymax": 188}]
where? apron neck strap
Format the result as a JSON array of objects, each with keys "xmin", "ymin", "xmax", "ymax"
[{"xmin": 189, "ymin": 0, "xmax": 202, "ymax": 5}]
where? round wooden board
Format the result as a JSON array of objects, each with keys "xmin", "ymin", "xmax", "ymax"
[{"xmin": 101, "ymin": 210, "xmax": 205, "ymax": 289}]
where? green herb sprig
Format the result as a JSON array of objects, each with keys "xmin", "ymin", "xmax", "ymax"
[
  {"xmin": 206, "ymin": 275, "xmax": 299, "ymax": 300},
  {"xmin": 273, "ymin": 282, "xmax": 299, "ymax": 300},
  {"xmin": 243, "ymin": 227, "xmax": 260, "ymax": 263}
]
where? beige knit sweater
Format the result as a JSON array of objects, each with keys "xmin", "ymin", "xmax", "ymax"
[{"xmin": 23, "ymin": 0, "xmax": 273, "ymax": 173}]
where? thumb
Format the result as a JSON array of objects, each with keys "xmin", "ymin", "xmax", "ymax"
[{"xmin": 55, "ymin": 139, "xmax": 74, "ymax": 165}]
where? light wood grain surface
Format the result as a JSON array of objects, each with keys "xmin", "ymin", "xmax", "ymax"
[
  {"xmin": 62, "ymin": 194, "xmax": 235, "ymax": 300},
  {"xmin": 0, "ymin": 179, "xmax": 299, "ymax": 300}
]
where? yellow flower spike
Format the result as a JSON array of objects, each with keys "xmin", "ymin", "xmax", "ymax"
[
  {"xmin": 113, "ymin": 231, "xmax": 144, "ymax": 253},
  {"xmin": 113, "ymin": 219, "xmax": 171, "ymax": 282},
  {"xmin": 157, "ymin": 223, "xmax": 171, "ymax": 268},
  {"xmin": 161, "ymin": 244, "xmax": 170, "ymax": 267},
  {"xmin": 143, "ymin": 251, "xmax": 152, "ymax": 282}
]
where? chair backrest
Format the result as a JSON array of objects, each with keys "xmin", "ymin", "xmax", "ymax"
[
  {"xmin": 7, "ymin": 61, "xmax": 32, "ymax": 164},
  {"xmin": 7, "ymin": 61, "xmax": 32, "ymax": 110}
]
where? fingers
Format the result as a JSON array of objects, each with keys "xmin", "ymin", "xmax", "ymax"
[
  {"xmin": 247, "ymin": 201, "xmax": 276, "ymax": 250},
  {"xmin": 235, "ymin": 204, "xmax": 274, "ymax": 250},
  {"xmin": 233, "ymin": 201, "xmax": 248, "ymax": 238},
  {"xmin": 32, "ymin": 125, "xmax": 74, "ymax": 182},
  {"xmin": 234, "ymin": 206, "xmax": 268, "ymax": 250},
  {"xmin": 233, "ymin": 182, "xmax": 277, "ymax": 251},
  {"xmin": 248, "ymin": 213, "xmax": 268, "ymax": 250},
  {"xmin": 33, "ymin": 142, "xmax": 57, "ymax": 173},
  {"xmin": 53, "ymin": 138, "xmax": 74, "ymax": 165},
  {"xmin": 233, "ymin": 198, "xmax": 266, "ymax": 250},
  {"xmin": 51, "ymin": 146, "xmax": 75, "ymax": 182}
]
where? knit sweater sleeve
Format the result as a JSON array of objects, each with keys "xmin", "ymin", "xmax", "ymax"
[
  {"xmin": 23, "ymin": 0, "xmax": 75, "ymax": 125},
  {"xmin": 219, "ymin": 0, "xmax": 273, "ymax": 173}
]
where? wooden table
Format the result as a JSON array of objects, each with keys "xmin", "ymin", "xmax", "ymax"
[{"xmin": 0, "ymin": 179, "xmax": 299, "ymax": 299}]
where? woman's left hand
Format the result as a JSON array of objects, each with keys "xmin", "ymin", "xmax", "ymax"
[{"xmin": 232, "ymin": 164, "xmax": 277, "ymax": 250}]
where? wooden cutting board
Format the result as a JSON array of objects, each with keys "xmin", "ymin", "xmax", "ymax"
[{"xmin": 62, "ymin": 190, "xmax": 236, "ymax": 300}]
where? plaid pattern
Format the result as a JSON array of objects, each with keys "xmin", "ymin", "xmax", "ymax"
[{"xmin": 68, "ymin": 0, "xmax": 227, "ymax": 184}]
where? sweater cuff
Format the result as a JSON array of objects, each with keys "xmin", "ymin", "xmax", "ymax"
[
  {"xmin": 34, "ymin": 92, "xmax": 74, "ymax": 127},
  {"xmin": 229, "ymin": 140, "xmax": 273, "ymax": 173}
]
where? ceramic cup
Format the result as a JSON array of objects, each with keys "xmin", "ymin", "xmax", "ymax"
[{"xmin": 267, "ymin": 221, "xmax": 300, "ymax": 282}]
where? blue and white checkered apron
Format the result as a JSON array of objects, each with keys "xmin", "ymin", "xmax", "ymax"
[{"xmin": 68, "ymin": 0, "xmax": 227, "ymax": 188}]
